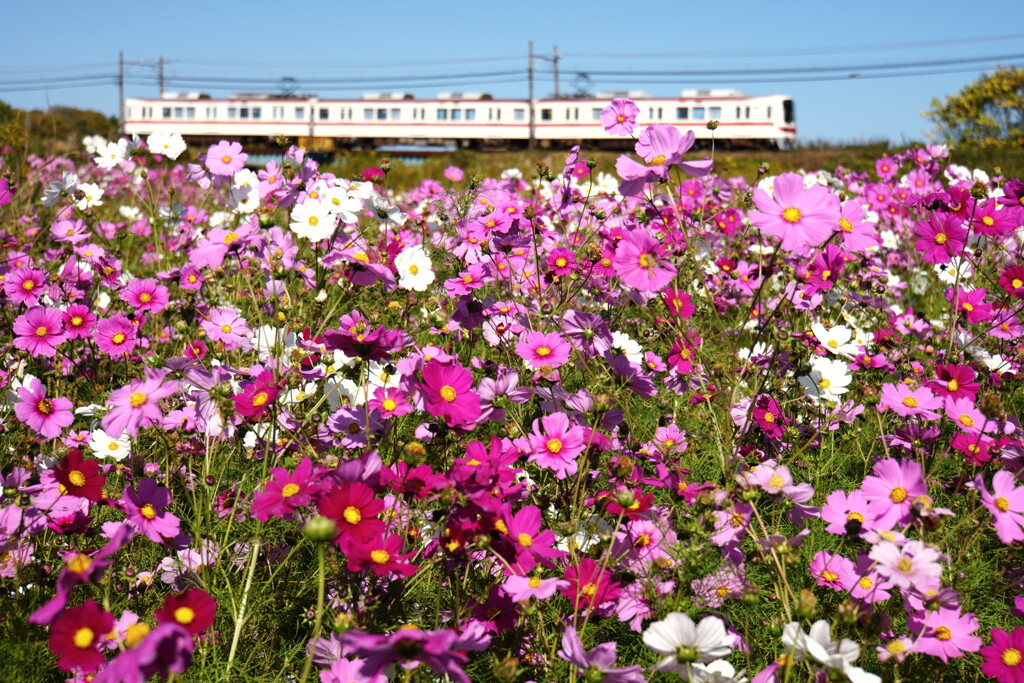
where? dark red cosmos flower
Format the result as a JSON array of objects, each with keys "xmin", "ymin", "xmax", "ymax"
[
  {"xmin": 155, "ymin": 588, "xmax": 217, "ymax": 636},
  {"xmin": 232, "ymin": 370, "xmax": 280, "ymax": 420},
  {"xmin": 49, "ymin": 599, "xmax": 114, "ymax": 672},
  {"xmin": 53, "ymin": 449, "xmax": 105, "ymax": 502},
  {"xmin": 343, "ymin": 532, "xmax": 418, "ymax": 577},
  {"xmin": 323, "ymin": 324, "xmax": 408, "ymax": 362}
]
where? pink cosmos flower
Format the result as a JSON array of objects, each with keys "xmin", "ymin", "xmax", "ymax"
[
  {"xmin": 205, "ymin": 140, "xmax": 247, "ymax": 176},
  {"xmin": 419, "ymin": 360, "xmax": 481, "ymax": 428},
  {"xmin": 368, "ymin": 386, "xmax": 414, "ymax": 418},
  {"xmin": 251, "ymin": 457, "xmax": 322, "ymax": 521},
  {"xmin": 120, "ymin": 277, "xmax": 169, "ymax": 314},
  {"xmin": 515, "ymin": 331, "xmax": 571, "ymax": 370},
  {"xmin": 94, "ymin": 314, "xmax": 139, "ymax": 356},
  {"xmin": 123, "ymin": 478, "xmax": 181, "ymax": 543},
  {"xmin": 343, "ymin": 532, "xmax": 418, "ymax": 577},
  {"xmin": 878, "ymin": 383, "xmax": 942, "ymax": 420},
  {"xmin": 502, "ymin": 574, "xmax": 569, "ymax": 601},
  {"xmin": 944, "ymin": 396, "xmax": 991, "ymax": 435},
  {"xmin": 749, "ymin": 173, "xmax": 839, "ymax": 252},
  {"xmin": 908, "ymin": 607, "xmax": 981, "ymax": 663},
  {"xmin": 102, "ymin": 369, "xmax": 179, "ymax": 438},
  {"xmin": 14, "ymin": 379, "xmax": 73, "ymax": 439},
  {"xmin": 601, "ymin": 98, "xmax": 640, "ymax": 136},
  {"xmin": 948, "ymin": 286, "xmax": 994, "ymax": 325},
  {"xmin": 201, "ymin": 307, "xmax": 251, "ymax": 349},
  {"xmin": 634, "ymin": 125, "xmax": 713, "ymax": 177},
  {"xmin": 527, "ymin": 412, "xmax": 586, "ymax": 480},
  {"xmin": 820, "ymin": 489, "xmax": 879, "ymax": 536},
  {"xmin": 13, "ymin": 306, "xmax": 66, "ymax": 357},
  {"xmin": 926, "ymin": 363, "xmax": 979, "ymax": 402},
  {"xmin": 809, "ymin": 551, "xmax": 856, "ymax": 591},
  {"xmin": 502, "ymin": 505, "xmax": 567, "ymax": 574},
  {"xmin": 859, "ymin": 458, "xmax": 927, "ymax": 530},
  {"xmin": 835, "ymin": 200, "xmax": 881, "ymax": 252},
  {"xmin": 613, "ymin": 229, "xmax": 677, "ymax": 292},
  {"xmin": 4, "ymin": 266, "xmax": 46, "ymax": 306},
  {"xmin": 62, "ymin": 304, "xmax": 96, "ymax": 340},
  {"xmin": 980, "ymin": 470, "xmax": 1024, "ymax": 544},
  {"xmin": 914, "ymin": 213, "xmax": 967, "ymax": 264},
  {"xmin": 869, "ymin": 539, "xmax": 943, "ymax": 591}
]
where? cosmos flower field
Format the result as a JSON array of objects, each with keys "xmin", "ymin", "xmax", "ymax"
[{"xmin": 2, "ymin": 99, "xmax": 1024, "ymax": 682}]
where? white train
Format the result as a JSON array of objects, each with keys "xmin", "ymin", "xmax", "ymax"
[{"xmin": 123, "ymin": 89, "xmax": 796, "ymax": 152}]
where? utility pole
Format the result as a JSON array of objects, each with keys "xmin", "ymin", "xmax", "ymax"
[
  {"xmin": 527, "ymin": 41, "xmax": 535, "ymax": 151},
  {"xmin": 118, "ymin": 52, "xmax": 125, "ymax": 136},
  {"xmin": 553, "ymin": 46, "xmax": 560, "ymax": 99},
  {"xmin": 157, "ymin": 57, "xmax": 165, "ymax": 96}
]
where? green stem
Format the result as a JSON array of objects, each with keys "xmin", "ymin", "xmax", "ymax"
[{"xmin": 300, "ymin": 543, "xmax": 327, "ymax": 683}]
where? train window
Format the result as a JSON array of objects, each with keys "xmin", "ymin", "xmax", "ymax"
[
  {"xmin": 767, "ymin": 107, "xmax": 772, "ymax": 120},
  {"xmin": 745, "ymin": 107, "xmax": 750, "ymax": 119},
  {"xmin": 295, "ymin": 107, "xmax": 305, "ymax": 120},
  {"xmin": 466, "ymin": 109, "xmax": 476, "ymax": 121},
  {"xmin": 784, "ymin": 100, "xmax": 794, "ymax": 123},
  {"xmin": 174, "ymin": 107, "xmax": 184, "ymax": 118},
  {"xmin": 495, "ymin": 109, "xmax": 500, "ymax": 121},
  {"xmin": 162, "ymin": 107, "xmax": 172, "ymax": 119},
  {"xmin": 592, "ymin": 108, "xmax": 602, "ymax": 121},
  {"xmin": 452, "ymin": 109, "xmax": 463, "ymax": 121},
  {"xmin": 320, "ymin": 108, "xmax": 329, "ymax": 121},
  {"xmin": 437, "ymin": 109, "xmax": 448, "ymax": 121},
  {"xmin": 514, "ymin": 108, "xmax": 525, "ymax": 121},
  {"xmin": 648, "ymin": 108, "xmax": 653, "ymax": 119},
  {"xmin": 377, "ymin": 108, "xmax": 387, "ymax": 121},
  {"xmin": 676, "ymin": 107, "xmax": 688, "ymax": 120},
  {"xmin": 574, "ymin": 108, "xmax": 579, "ymax": 120},
  {"xmin": 541, "ymin": 108, "xmax": 552, "ymax": 121},
  {"xmin": 227, "ymin": 107, "xmax": 237, "ymax": 119},
  {"xmin": 187, "ymin": 107, "xmax": 196, "ymax": 120},
  {"xmin": 272, "ymin": 107, "xmax": 283, "ymax": 120},
  {"xmin": 391, "ymin": 108, "xmax": 400, "ymax": 120},
  {"xmin": 709, "ymin": 107, "xmax": 721, "ymax": 119},
  {"xmin": 657, "ymin": 108, "xmax": 663, "ymax": 119},
  {"xmin": 241, "ymin": 108, "xmax": 250, "ymax": 119},
  {"xmin": 252, "ymin": 107, "xmax": 262, "ymax": 120},
  {"xmin": 363, "ymin": 109, "xmax": 373, "ymax": 121},
  {"xmin": 736, "ymin": 107, "xmax": 741, "ymax": 119},
  {"xmin": 692, "ymin": 107, "xmax": 705, "ymax": 120}
]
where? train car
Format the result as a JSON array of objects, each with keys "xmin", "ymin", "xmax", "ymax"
[{"xmin": 123, "ymin": 89, "xmax": 796, "ymax": 153}]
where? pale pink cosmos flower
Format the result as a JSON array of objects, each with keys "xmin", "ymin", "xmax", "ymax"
[
  {"xmin": 878, "ymin": 383, "xmax": 942, "ymax": 420},
  {"xmin": 979, "ymin": 470, "xmax": 1024, "ymax": 544},
  {"xmin": 600, "ymin": 98, "xmax": 640, "ymax": 136},
  {"xmin": 868, "ymin": 539, "xmax": 943, "ymax": 591},
  {"xmin": 613, "ymin": 229, "xmax": 677, "ymax": 292},
  {"xmin": 859, "ymin": 458, "xmax": 926, "ymax": 530},
  {"xmin": 526, "ymin": 412, "xmax": 586, "ymax": 480},
  {"xmin": 102, "ymin": 369, "xmax": 179, "ymax": 438},
  {"xmin": 205, "ymin": 140, "xmax": 247, "ymax": 176},
  {"xmin": 749, "ymin": 173, "xmax": 839, "ymax": 252}
]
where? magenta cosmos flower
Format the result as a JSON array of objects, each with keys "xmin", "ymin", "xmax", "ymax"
[
  {"xmin": 124, "ymin": 478, "xmax": 181, "ymax": 543},
  {"xmin": 601, "ymin": 98, "xmax": 640, "ymax": 136},
  {"xmin": 914, "ymin": 213, "xmax": 968, "ymax": 265},
  {"xmin": 14, "ymin": 378, "xmax": 73, "ymax": 439},
  {"xmin": 527, "ymin": 411, "xmax": 587, "ymax": 480},
  {"xmin": 13, "ymin": 306, "xmax": 66, "ymax": 357},
  {"xmin": 419, "ymin": 360, "xmax": 481, "ymax": 428},
  {"xmin": 102, "ymin": 368, "xmax": 179, "ymax": 438},
  {"xmin": 120, "ymin": 277, "xmax": 169, "ymax": 314},
  {"xmin": 515, "ymin": 330, "xmax": 571, "ymax": 370},
  {"xmin": 4, "ymin": 265, "xmax": 47, "ymax": 306},
  {"xmin": 981, "ymin": 626, "xmax": 1024, "ymax": 682},
  {"xmin": 94, "ymin": 313, "xmax": 139, "ymax": 356},
  {"xmin": 613, "ymin": 229, "xmax": 677, "ymax": 292},
  {"xmin": 251, "ymin": 457, "xmax": 322, "ymax": 521},
  {"xmin": 205, "ymin": 140, "xmax": 247, "ymax": 176},
  {"xmin": 859, "ymin": 458, "xmax": 927, "ymax": 530},
  {"xmin": 908, "ymin": 607, "xmax": 981, "ymax": 663},
  {"xmin": 749, "ymin": 173, "xmax": 839, "ymax": 252}
]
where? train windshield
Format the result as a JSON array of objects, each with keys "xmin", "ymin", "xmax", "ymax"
[{"xmin": 783, "ymin": 99, "xmax": 795, "ymax": 124}]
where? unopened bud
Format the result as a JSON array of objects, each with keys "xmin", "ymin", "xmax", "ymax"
[
  {"xmin": 303, "ymin": 516, "xmax": 338, "ymax": 542},
  {"xmin": 707, "ymin": 120, "xmax": 719, "ymax": 130}
]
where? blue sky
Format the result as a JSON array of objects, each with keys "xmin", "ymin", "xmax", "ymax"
[{"xmin": 1, "ymin": 0, "xmax": 1020, "ymax": 146}]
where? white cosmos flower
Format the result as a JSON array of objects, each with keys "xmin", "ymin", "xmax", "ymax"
[
  {"xmin": 324, "ymin": 183, "xmax": 363, "ymax": 223},
  {"xmin": 323, "ymin": 376, "xmax": 364, "ymax": 410},
  {"xmin": 251, "ymin": 325, "xmax": 297, "ymax": 365},
  {"xmin": 643, "ymin": 613, "xmax": 733, "ymax": 675},
  {"xmin": 228, "ymin": 184, "xmax": 260, "ymax": 213},
  {"xmin": 811, "ymin": 323, "xmax": 858, "ymax": 359},
  {"xmin": 394, "ymin": 245, "xmax": 435, "ymax": 292},
  {"xmin": 782, "ymin": 621, "xmax": 880, "ymax": 683},
  {"xmin": 691, "ymin": 660, "xmax": 747, "ymax": 683},
  {"xmin": 74, "ymin": 182, "xmax": 104, "ymax": 210},
  {"xmin": 42, "ymin": 172, "xmax": 78, "ymax": 207},
  {"xmin": 611, "ymin": 331, "xmax": 643, "ymax": 364},
  {"xmin": 798, "ymin": 357, "xmax": 852, "ymax": 403},
  {"xmin": 146, "ymin": 132, "xmax": 186, "ymax": 160},
  {"xmin": 89, "ymin": 428, "xmax": 131, "ymax": 461},
  {"xmin": 94, "ymin": 139, "xmax": 128, "ymax": 170},
  {"xmin": 82, "ymin": 135, "xmax": 107, "ymax": 155},
  {"xmin": 289, "ymin": 200, "xmax": 336, "ymax": 241}
]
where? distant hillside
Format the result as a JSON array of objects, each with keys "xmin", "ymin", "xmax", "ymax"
[{"xmin": 0, "ymin": 100, "xmax": 118, "ymax": 157}]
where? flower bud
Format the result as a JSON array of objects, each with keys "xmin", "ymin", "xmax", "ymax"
[{"xmin": 303, "ymin": 516, "xmax": 338, "ymax": 543}]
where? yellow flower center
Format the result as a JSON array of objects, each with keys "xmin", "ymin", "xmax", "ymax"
[
  {"xmin": 822, "ymin": 570, "xmax": 839, "ymax": 583},
  {"xmin": 528, "ymin": 576, "xmax": 542, "ymax": 588},
  {"xmin": 221, "ymin": 155, "xmax": 232, "ymax": 164},
  {"xmin": 581, "ymin": 582, "xmax": 598, "ymax": 597},
  {"xmin": 819, "ymin": 378, "xmax": 831, "ymax": 389},
  {"xmin": 112, "ymin": 332, "xmax": 126, "ymax": 344},
  {"xmin": 281, "ymin": 483, "xmax": 300, "ymax": 498},
  {"xmin": 1014, "ymin": 279, "xmax": 1023, "ymax": 289},
  {"xmin": 129, "ymin": 392, "xmax": 147, "ymax": 407},
  {"xmin": 935, "ymin": 233, "xmax": 948, "ymax": 245},
  {"xmin": 890, "ymin": 487, "xmax": 907, "ymax": 503},
  {"xmin": 343, "ymin": 506, "xmax": 362, "ymax": 524},
  {"xmin": 517, "ymin": 533, "xmax": 533, "ymax": 547},
  {"xmin": 370, "ymin": 549, "xmax": 390, "ymax": 564},
  {"xmin": 555, "ymin": 257, "xmax": 567, "ymax": 267},
  {"xmin": 37, "ymin": 398, "xmax": 53, "ymax": 415},
  {"xmin": 174, "ymin": 606, "xmax": 196, "ymax": 625},
  {"xmin": 139, "ymin": 292, "xmax": 152, "ymax": 303},
  {"xmin": 995, "ymin": 496, "xmax": 1010, "ymax": 512},
  {"xmin": 1003, "ymin": 648, "xmax": 1022, "ymax": 666},
  {"xmin": 959, "ymin": 414, "xmax": 975, "ymax": 427},
  {"xmin": 848, "ymin": 511, "xmax": 864, "ymax": 523},
  {"xmin": 782, "ymin": 207, "xmax": 802, "ymax": 223},
  {"xmin": 763, "ymin": 412, "xmax": 775, "ymax": 423},
  {"xmin": 858, "ymin": 576, "xmax": 873, "ymax": 589},
  {"xmin": 886, "ymin": 640, "xmax": 905, "ymax": 654},
  {"xmin": 308, "ymin": 216, "xmax": 319, "ymax": 226},
  {"xmin": 73, "ymin": 627, "xmax": 95, "ymax": 649},
  {"xmin": 638, "ymin": 253, "xmax": 651, "ymax": 268},
  {"xmin": 220, "ymin": 324, "xmax": 232, "ymax": 333},
  {"xmin": 494, "ymin": 519, "xmax": 508, "ymax": 534},
  {"xmin": 67, "ymin": 554, "xmax": 92, "ymax": 574},
  {"xmin": 650, "ymin": 154, "xmax": 666, "ymax": 165},
  {"xmin": 546, "ymin": 438, "xmax": 563, "ymax": 454},
  {"xmin": 839, "ymin": 217, "xmax": 853, "ymax": 232},
  {"xmin": 440, "ymin": 385, "xmax": 457, "ymax": 403},
  {"xmin": 947, "ymin": 379, "xmax": 959, "ymax": 391},
  {"xmin": 896, "ymin": 557, "xmax": 913, "ymax": 573},
  {"xmin": 69, "ymin": 469, "xmax": 86, "ymax": 487},
  {"xmin": 934, "ymin": 626, "xmax": 952, "ymax": 641},
  {"xmin": 902, "ymin": 396, "xmax": 919, "ymax": 408},
  {"xmin": 35, "ymin": 325, "xmax": 49, "ymax": 337},
  {"xmin": 768, "ymin": 474, "xmax": 784, "ymax": 489},
  {"xmin": 124, "ymin": 622, "xmax": 151, "ymax": 647},
  {"xmin": 223, "ymin": 231, "xmax": 239, "ymax": 244},
  {"xmin": 382, "ymin": 398, "xmax": 397, "ymax": 411},
  {"xmin": 983, "ymin": 216, "xmax": 995, "ymax": 227},
  {"xmin": 140, "ymin": 503, "xmax": 157, "ymax": 520},
  {"xmin": 251, "ymin": 391, "xmax": 269, "ymax": 407}
]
